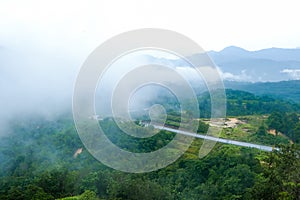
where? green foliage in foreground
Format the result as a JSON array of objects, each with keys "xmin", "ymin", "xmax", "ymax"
[
  {"xmin": 58, "ymin": 190, "xmax": 98, "ymax": 200},
  {"xmin": 0, "ymin": 115, "xmax": 299, "ymax": 199}
]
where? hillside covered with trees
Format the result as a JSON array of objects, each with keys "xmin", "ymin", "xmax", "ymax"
[{"xmin": 1, "ymin": 90, "xmax": 300, "ymax": 199}]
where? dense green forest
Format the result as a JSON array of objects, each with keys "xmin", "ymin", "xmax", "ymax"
[
  {"xmin": 225, "ymin": 80, "xmax": 300, "ymax": 102},
  {"xmin": 1, "ymin": 90, "xmax": 300, "ymax": 199},
  {"xmin": 199, "ymin": 89, "xmax": 300, "ymax": 118},
  {"xmin": 139, "ymin": 89, "xmax": 300, "ymax": 118}
]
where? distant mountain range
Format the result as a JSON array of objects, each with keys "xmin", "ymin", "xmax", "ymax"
[
  {"xmin": 141, "ymin": 46, "xmax": 300, "ymax": 102},
  {"xmin": 208, "ymin": 46, "xmax": 300, "ymax": 82},
  {"xmin": 141, "ymin": 46, "xmax": 300, "ymax": 82}
]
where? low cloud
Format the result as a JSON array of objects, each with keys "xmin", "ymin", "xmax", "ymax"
[
  {"xmin": 280, "ymin": 69, "xmax": 300, "ymax": 80},
  {"xmin": 0, "ymin": 44, "xmax": 82, "ymax": 135},
  {"xmin": 217, "ymin": 67, "xmax": 253, "ymax": 82}
]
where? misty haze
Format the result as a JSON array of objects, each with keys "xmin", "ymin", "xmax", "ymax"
[{"xmin": 1, "ymin": 1, "xmax": 300, "ymax": 199}]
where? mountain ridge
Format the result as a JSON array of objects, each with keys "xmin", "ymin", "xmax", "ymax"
[
  {"xmin": 225, "ymin": 79, "xmax": 300, "ymax": 102},
  {"xmin": 207, "ymin": 46, "xmax": 300, "ymax": 82}
]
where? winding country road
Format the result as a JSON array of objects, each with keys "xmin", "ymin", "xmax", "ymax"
[{"xmin": 153, "ymin": 125, "xmax": 277, "ymax": 152}]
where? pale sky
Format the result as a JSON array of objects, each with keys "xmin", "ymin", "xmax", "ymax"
[{"xmin": 0, "ymin": 0, "xmax": 300, "ymax": 54}]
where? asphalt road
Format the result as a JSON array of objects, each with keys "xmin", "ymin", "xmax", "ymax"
[{"xmin": 153, "ymin": 125, "xmax": 277, "ymax": 152}]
